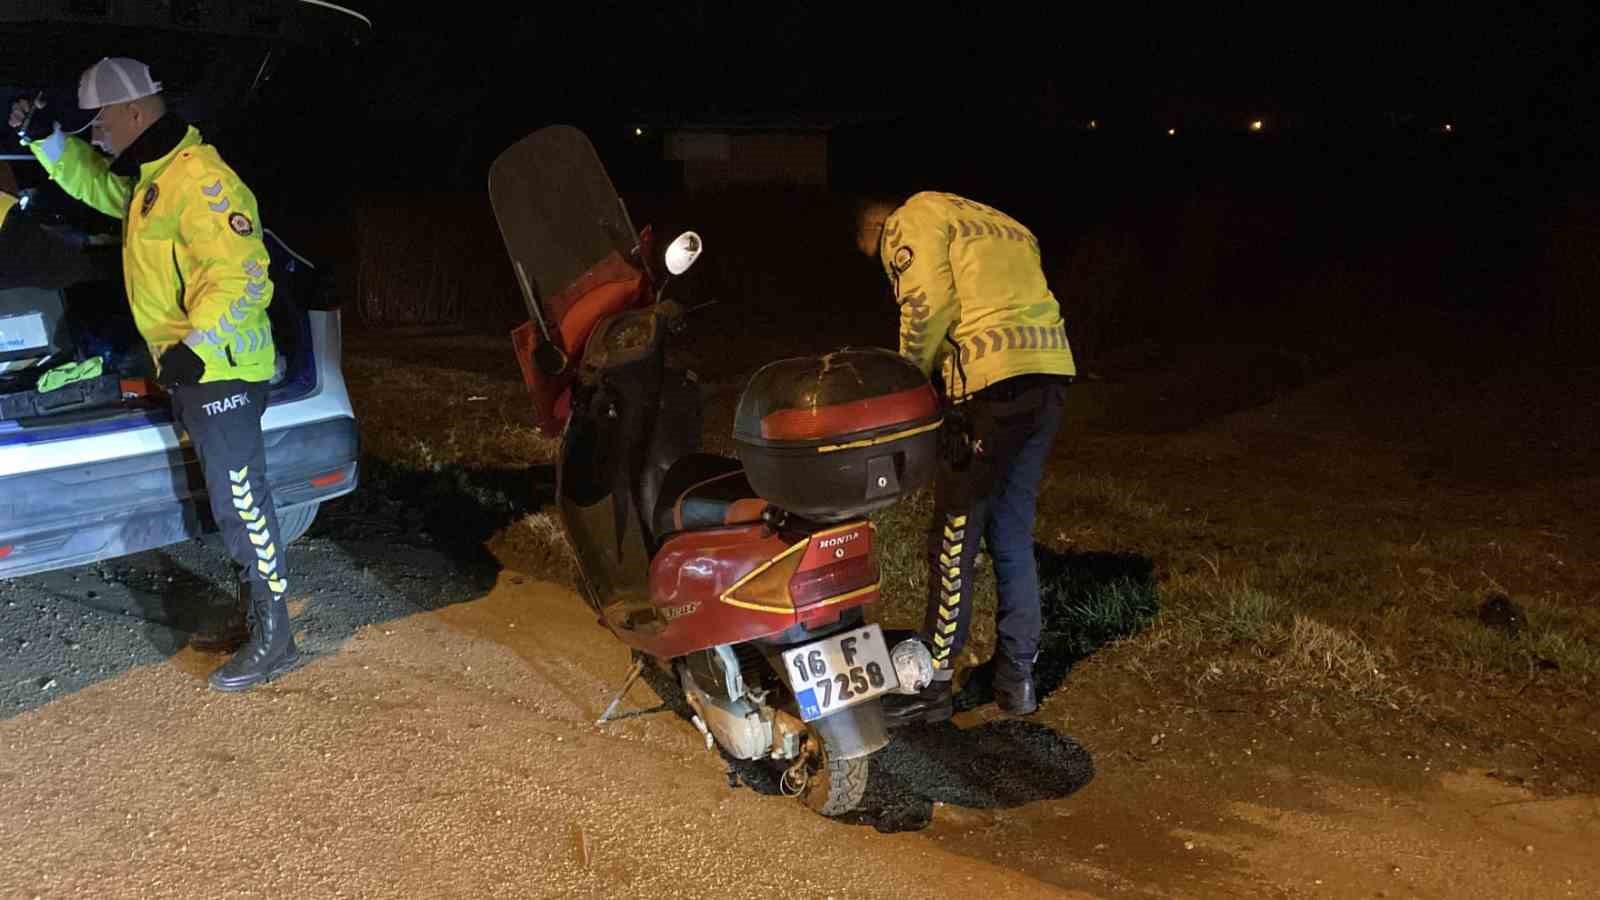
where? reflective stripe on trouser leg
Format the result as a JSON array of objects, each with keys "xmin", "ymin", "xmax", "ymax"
[
  {"xmin": 930, "ymin": 513, "xmax": 968, "ymax": 669},
  {"xmin": 921, "ymin": 503, "xmax": 985, "ymax": 672},
  {"xmin": 921, "ymin": 397, "xmax": 1003, "ymax": 671},
  {"xmin": 231, "ymin": 464, "xmax": 287, "ymax": 596},
  {"xmin": 174, "ymin": 381, "xmax": 287, "ymax": 599}
]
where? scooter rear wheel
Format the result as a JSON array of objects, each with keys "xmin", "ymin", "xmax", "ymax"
[{"xmin": 797, "ymin": 727, "xmax": 869, "ymax": 817}]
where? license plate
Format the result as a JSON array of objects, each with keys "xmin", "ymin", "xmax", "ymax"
[{"xmin": 782, "ymin": 624, "xmax": 899, "ymax": 722}]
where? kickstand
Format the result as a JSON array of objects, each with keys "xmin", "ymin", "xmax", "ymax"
[{"xmin": 595, "ymin": 656, "xmax": 647, "ymax": 726}]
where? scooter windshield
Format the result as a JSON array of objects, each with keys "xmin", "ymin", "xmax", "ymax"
[{"xmin": 488, "ymin": 125, "xmax": 640, "ymax": 328}]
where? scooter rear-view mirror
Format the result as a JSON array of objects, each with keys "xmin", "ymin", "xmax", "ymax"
[{"xmin": 663, "ymin": 231, "xmax": 702, "ymax": 275}]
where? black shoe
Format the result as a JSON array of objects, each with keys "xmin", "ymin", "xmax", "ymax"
[
  {"xmin": 993, "ymin": 661, "xmax": 1038, "ymax": 717},
  {"xmin": 882, "ymin": 679, "xmax": 953, "ymax": 728},
  {"xmin": 209, "ymin": 585, "xmax": 299, "ymax": 692}
]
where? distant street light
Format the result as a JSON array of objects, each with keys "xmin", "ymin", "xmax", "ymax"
[
  {"xmin": 1167, "ymin": 128, "xmax": 1177, "ymax": 136},
  {"xmin": 1250, "ymin": 120, "xmax": 1264, "ymax": 132},
  {"xmin": 1088, "ymin": 119, "xmax": 1098, "ymax": 130},
  {"xmin": 1443, "ymin": 123, "xmax": 1454, "ymax": 133}
]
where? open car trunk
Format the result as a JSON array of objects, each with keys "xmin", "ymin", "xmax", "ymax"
[
  {"xmin": 0, "ymin": 230, "xmax": 324, "ymax": 437},
  {"xmin": 0, "ymin": 1, "xmax": 367, "ymax": 436}
]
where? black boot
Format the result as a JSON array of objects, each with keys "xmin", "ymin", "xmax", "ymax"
[
  {"xmin": 993, "ymin": 658, "xmax": 1038, "ymax": 717},
  {"xmin": 189, "ymin": 581, "xmax": 250, "ymax": 652},
  {"xmin": 208, "ymin": 584, "xmax": 299, "ymax": 692},
  {"xmin": 882, "ymin": 678, "xmax": 954, "ymax": 728}
]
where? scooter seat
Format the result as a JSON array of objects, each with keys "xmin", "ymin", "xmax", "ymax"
[{"xmin": 653, "ymin": 453, "xmax": 768, "ymax": 537}]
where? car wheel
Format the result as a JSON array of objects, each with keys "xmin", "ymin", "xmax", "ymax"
[{"xmin": 276, "ymin": 502, "xmax": 320, "ymax": 545}]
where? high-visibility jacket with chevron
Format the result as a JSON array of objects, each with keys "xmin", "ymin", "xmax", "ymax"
[
  {"xmin": 31, "ymin": 125, "xmax": 277, "ymax": 384},
  {"xmin": 880, "ymin": 191, "xmax": 1075, "ymax": 399}
]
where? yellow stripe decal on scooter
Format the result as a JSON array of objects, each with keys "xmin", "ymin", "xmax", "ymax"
[
  {"xmin": 725, "ymin": 582, "xmax": 880, "ymax": 615},
  {"xmin": 816, "ymin": 420, "xmax": 941, "ymax": 454},
  {"xmin": 805, "ymin": 583, "xmax": 879, "ymax": 609},
  {"xmin": 718, "ymin": 538, "xmax": 808, "ymax": 614}
]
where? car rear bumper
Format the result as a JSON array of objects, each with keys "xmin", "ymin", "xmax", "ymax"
[{"xmin": 0, "ymin": 415, "xmax": 358, "ymax": 579}]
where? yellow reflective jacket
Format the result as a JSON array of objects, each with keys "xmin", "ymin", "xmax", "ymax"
[
  {"xmin": 881, "ymin": 191, "xmax": 1075, "ymax": 399},
  {"xmin": 31, "ymin": 125, "xmax": 277, "ymax": 384}
]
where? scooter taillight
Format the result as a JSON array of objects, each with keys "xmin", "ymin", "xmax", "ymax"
[{"xmin": 789, "ymin": 522, "xmax": 877, "ymax": 608}]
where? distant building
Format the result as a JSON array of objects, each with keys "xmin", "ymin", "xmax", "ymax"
[
  {"xmin": 634, "ymin": 112, "xmax": 911, "ymax": 191},
  {"xmin": 660, "ymin": 120, "xmax": 832, "ymax": 191}
]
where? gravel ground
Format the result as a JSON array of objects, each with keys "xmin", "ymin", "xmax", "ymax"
[
  {"xmin": 1, "ymin": 528, "xmax": 465, "ymax": 717},
  {"xmin": 0, "ymin": 524, "xmax": 1093, "ymax": 898},
  {"xmin": 4, "ymin": 521, "xmax": 1595, "ymax": 898}
]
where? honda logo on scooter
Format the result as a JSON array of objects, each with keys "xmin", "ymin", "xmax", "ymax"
[{"xmin": 818, "ymin": 531, "xmax": 861, "ymax": 550}]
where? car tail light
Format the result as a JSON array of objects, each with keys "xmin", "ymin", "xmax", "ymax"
[
  {"xmin": 310, "ymin": 470, "xmax": 346, "ymax": 489},
  {"xmin": 789, "ymin": 523, "xmax": 877, "ymax": 608}
]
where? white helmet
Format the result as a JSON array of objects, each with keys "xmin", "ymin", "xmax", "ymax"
[{"xmin": 77, "ymin": 57, "xmax": 163, "ymax": 110}]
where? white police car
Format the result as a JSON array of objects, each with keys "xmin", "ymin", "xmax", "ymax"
[
  {"xmin": 0, "ymin": 1, "xmax": 369, "ymax": 579},
  {"xmin": 0, "ymin": 232, "xmax": 359, "ymax": 579}
]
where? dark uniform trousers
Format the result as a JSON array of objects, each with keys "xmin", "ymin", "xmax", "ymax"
[
  {"xmin": 922, "ymin": 372, "xmax": 1068, "ymax": 674},
  {"xmin": 170, "ymin": 379, "xmax": 288, "ymax": 605}
]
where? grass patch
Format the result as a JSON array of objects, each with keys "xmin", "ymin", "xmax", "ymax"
[
  {"xmin": 1149, "ymin": 575, "xmax": 1289, "ymax": 652},
  {"xmin": 1427, "ymin": 607, "xmax": 1600, "ymax": 684},
  {"xmin": 344, "ymin": 355, "xmax": 559, "ymax": 473},
  {"xmin": 1530, "ymin": 630, "xmax": 1600, "ymax": 679},
  {"xmin": 1200, "ymin": 584, "xmax": 1283, "ymax": 645},
  {"xmin": 1044, "ymin": 472, "xmax": 1168, "ymax": 524},
  {"xmin": 1043, "ymin": 576, "xmax": 1161, "ymax": 658},
  {"xmin": 1037, "ymin": 548, "xmax": 1160, "ymax": 661},
  {"xmin": 1271, "ymin": 615, "xmax": 1414, "ymax": 711},
  {"xmin": 1130, "ymin": 573, "xmax": 1425, "ymax": 715}
]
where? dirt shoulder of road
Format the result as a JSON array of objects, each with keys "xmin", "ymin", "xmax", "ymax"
[{"xmin": 6, "ymin": 325, "xmax": 1595, "ymax": 898}]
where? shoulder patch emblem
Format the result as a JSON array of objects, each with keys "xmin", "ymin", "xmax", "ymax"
[
  {"xmin": 140, "ymin": 184, "xmax": 159, "ymax": 217},
  {"xmin": 891, "ymin": 245, "xmax": 915, "ymax": 273},
  {"xmin": 228, "ymin": 212, "xmax": 254, "ymax": 237}
]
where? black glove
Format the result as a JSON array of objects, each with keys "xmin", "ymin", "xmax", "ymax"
[{"xmin": 156, "ymin": 342, "xmax": 207, "ymax": 389}]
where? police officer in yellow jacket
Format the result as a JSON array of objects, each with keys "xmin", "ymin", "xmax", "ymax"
[
  {"xmin": 857, "ymin": 191, "xmax": 1074, "ymax": 723},
  {"xmin": 10, "ymin": 58, "xmax": 297, "ymax": 692}
]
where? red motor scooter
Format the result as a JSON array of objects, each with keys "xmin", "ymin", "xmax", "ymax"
[{"xmin": 489, "ymin": 126, "xmax": 938, "ymax": 816}]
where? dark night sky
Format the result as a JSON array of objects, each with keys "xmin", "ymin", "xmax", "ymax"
[
  {"xmin": 333, "ymin": 2, "xmax": 1598, "ymax": 129},
  {"xmin": 5, "ymin": 2, "xmax": 1596, "ymax": 199}
]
